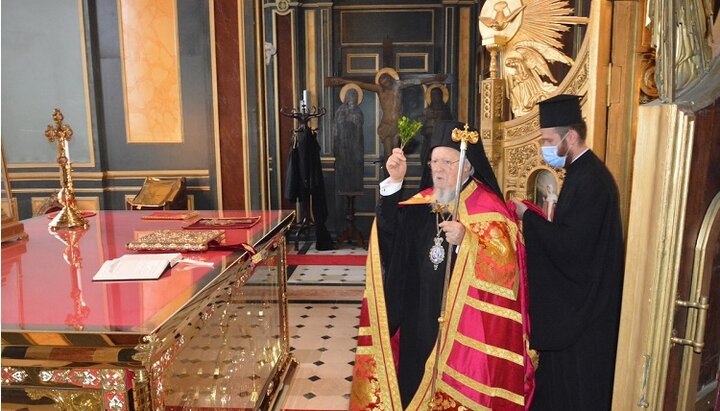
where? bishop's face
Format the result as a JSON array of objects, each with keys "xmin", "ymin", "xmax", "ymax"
[{"xmin": 429, "ymin": 146, "xmax": 461, "ymax": 194}]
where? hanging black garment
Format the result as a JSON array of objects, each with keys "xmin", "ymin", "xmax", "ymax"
[
  {"xmin": 284, "ymin": 132, "xmax": 302, "ymax": 202},
  {"xmin": 284, "ymin": 126, "xmax": 333, "ymax": 250}
]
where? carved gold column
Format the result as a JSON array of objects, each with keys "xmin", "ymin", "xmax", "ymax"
[{"xmin": 480, "ymin": 37, "xmax": 507, "ymax": 178}]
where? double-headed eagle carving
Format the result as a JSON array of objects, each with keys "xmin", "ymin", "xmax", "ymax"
[{"xmin": 479, "ymin": 0, "xmax": 589, "ymax": 117}]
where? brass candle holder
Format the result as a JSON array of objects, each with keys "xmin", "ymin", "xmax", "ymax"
[{"xmin": 45, "ymin": 108, "xmax": 88, "ymax": 229}]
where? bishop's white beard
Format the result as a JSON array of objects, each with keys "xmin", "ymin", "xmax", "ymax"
[{"xmin": 433, "ymin": 188, "xmax": 456, "ymax": 206}]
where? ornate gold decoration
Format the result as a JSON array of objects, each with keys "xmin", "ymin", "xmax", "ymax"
[
  {"xmin": 25, "ymin": 368, "xmax": 130, "ymax": 410},
  {"xmin": 451, "ymin": 124, "xmax": 480, "ymax": 146},
  {"xmin": 44, "ymin": 109, "xmax": 88, "ymax": 230},
  {"xmin": 479, "ymin": 0, "xmax": 589, "ymax": 117},
  {"xmin": 480, "ymin": 78, "xmax": 506, "ymax": 170},
  {"xmin": 504, "ymin": 142, "xmax": 566, "ymax": 202},
  {"xmin": 639, "ymin": 51, "xmax": 660, "ymax": 104},
  {"xmin": 479, "ymin": 1, "xmax": 526, "ymax": 32},
  {"xmin": 132, "ymin": 334, "xmax": 161, "ymax": 365},
  {"xmin": 100, "ymin": 369, "xmax": 127, "ymax": 392},
  {"xmin": 505, "ymin": 117, "xmax": 541, "ymax": 139},
  {"xmin": 126, "ymin": 229, "xmax": 223, "ymax": 252},
  {"xmin": 506, "ymin": 144, "xmax": 541, "ymax": 180},
  {"xmin": 132, "ymin": 369, "xmax": 152, "ymax": 410},
  {"xmin": 563, "ymin": 51, "xmax": 589, "ymax": 95},
  {"xmin": 26, "ymin": 388, "xmax": 102, "ymax": 411},
  {"xmin": 2, "ymin": 367, "xmax": 28, "ymax": 383},
  {"xmin": 146, "ymin": 336, "xmax": 185, "ymax": 410}
]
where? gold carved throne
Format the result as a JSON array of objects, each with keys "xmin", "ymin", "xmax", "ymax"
[{"xmin": 478, "ymin": 0, "xmax": 603, "ymax": 207}]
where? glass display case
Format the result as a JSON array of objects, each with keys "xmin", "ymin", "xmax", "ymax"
[{"xmin": 1, "ymin": 210, "xmax": 295, "ymax": 410}]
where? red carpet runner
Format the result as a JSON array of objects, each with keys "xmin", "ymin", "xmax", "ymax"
[{"xmin": 286, "ymin": 254, "xmax": 366, "ymax": 266}]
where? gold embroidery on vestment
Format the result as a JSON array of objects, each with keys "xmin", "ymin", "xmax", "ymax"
[
  {"xmin": 436, "ymin": 383, "xmax": 493, "ymax": 410},
  {"xmin": 463, "ymin": 298, "xmax": 523, "ymax": 323},
  {"xmin": 455, "ymin": 334, "xmax": 525, "ymax": 366},
  {"xmin": 475, "ymin": 280, "xmax": 517, "ymax": 300},
  {"xmin": 444, "ymin": 366, "xmax": 525, "ymax": 405}
]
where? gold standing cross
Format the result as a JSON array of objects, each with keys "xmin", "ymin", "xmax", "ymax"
[{"xmin": 45, "ymin": 108, "xmax": 88, "ymax": 229}]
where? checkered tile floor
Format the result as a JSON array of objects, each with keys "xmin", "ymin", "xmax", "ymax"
[{"xmin": 277, "ymin": 241, "xmax": 366, "ymax": 411}]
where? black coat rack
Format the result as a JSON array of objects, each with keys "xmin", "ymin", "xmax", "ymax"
[{"xmin": 280, "ymin": 104, "xmax": 333, "ymax": 250}]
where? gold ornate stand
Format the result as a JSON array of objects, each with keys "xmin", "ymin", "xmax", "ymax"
[{"xmin": 44, "ymin": 108, "xmax": 88, "ymax": 230}]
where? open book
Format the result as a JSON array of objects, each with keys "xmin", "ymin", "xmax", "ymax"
[{"xmin": 93, "ymin": 253, "xmax": 182, "ymax": 281}]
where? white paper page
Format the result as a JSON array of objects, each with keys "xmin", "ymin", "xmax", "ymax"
[{"xmin": 93, "ymin": 253, "xmax": 182, "ymax": 281}]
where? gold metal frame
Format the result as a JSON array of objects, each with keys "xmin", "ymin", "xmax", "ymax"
[
  {"xmin": 395, "ymin": 53, "xmax": 430, "ymax": 73},
  {"xmin": 346, "ymin": 53, "xmax": 380, "ymax": 74}
]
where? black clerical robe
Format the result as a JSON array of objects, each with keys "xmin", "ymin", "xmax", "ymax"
[
  {"xmin": 377, "ymin": 188, "xmax": 449, "ymax": 407},
  {"xmin": 522, "ymin": 150, "xmax": 624, "ymax": 411}
]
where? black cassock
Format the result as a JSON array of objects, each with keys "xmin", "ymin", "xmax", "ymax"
[
  {"xmin": 376, "ymin": 189, "xmax": 454, "ymax": 408},
  {"xmin": 522, "ymin": 151, "xmax": 624, "ymax": 411},
  {"xmin": 284, "ymin": 126, "xmax": 333, "ymax": 250}
]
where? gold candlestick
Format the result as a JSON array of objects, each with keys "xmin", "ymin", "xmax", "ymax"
[{"xmin": 44, "ymin": 108, "xmax": 88, "ymax": 229}]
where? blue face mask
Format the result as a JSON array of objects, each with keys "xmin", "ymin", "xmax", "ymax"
[{"xmin": 541, "ymin": 133, "xmax": 568, "ymax": 168}]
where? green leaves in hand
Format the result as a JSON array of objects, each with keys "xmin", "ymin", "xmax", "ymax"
[{"xmin": 398, "ymin": 116, "xmax": 423, "ymax": 149}]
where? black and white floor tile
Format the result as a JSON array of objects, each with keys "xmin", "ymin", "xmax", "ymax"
[
  {"xmin": 278, "ymin": 241, "xmax": 366, "ymax": 411},
  {"xmin": 287, "ymin": 266, "xmax": 365, "ymax": 285}
]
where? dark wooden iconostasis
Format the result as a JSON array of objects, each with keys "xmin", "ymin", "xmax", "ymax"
[
  {"xmin": 263, "ymin": 1, "xmax": 481, "ymax": 244},
  {"xmin": 263, "ymin": 0, "xmax": 594, "ymax": 245}
]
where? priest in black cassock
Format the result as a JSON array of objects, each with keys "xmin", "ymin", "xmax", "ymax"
[{"xmin": 512, "ymin": 95, "xmax": 625, "ymax": 411}]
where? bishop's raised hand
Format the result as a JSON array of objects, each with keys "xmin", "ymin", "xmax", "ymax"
[{"xmin": 386, "ymin": 148, "xmax": 407, "ymax": 184}]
